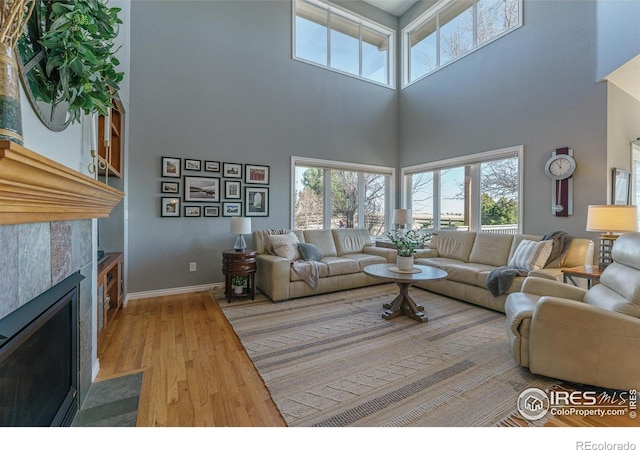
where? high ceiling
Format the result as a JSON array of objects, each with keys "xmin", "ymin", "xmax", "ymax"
[{"xmin": 362, "ymin": 0, "xmax": 419, "ymax": 17}]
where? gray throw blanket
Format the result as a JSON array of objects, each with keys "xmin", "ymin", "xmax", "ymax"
[
  {"xmin": 485, "ymin": 267, "xmax": 528, "ymax": 297},
  {"xmin": 292, "ymin": 260, "xmax": 323, "ymax": 288}
]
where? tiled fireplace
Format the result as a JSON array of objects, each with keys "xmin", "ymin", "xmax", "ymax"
[{"xmin": 0, "ymin": 220, "xmax": 95, "ymax": 421}]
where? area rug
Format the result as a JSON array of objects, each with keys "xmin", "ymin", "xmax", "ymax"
[
  {"xmin": 215, "ymin": 284, "xmax": 559, "ymax": 427},
  {"xmin": 72, "ymin": 372, "xmax": 143, "ymax": 427}
]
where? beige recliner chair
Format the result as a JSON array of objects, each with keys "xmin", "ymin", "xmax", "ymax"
[{"xmin": 505, "ymin": 232, "xmax": 640, "ymax": 391}]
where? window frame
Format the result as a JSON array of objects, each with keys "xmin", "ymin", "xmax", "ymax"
[
  {"xmin": 292, "ymin": 0, "xmax": 396, "ymax": 89},
  {"xmin": 291, "ymin": 156, "xmax": 396, "ymax": 235},
  {"xmin": 401, "ymin": 146, "xmax": 523, "ymax": 233},
  {"xmin": 401, "ymin": 0, "xmax": 523, "ymax": 88}
]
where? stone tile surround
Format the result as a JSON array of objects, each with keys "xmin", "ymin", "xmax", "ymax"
[{"xmin": 0, "ymin": 219, "xmax": 94, "ymax": 406}]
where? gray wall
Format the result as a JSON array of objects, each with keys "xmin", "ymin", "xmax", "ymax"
[
  {"xmin": 399, "ymin": 1, "xmax": 612, "ymax": 237},
  {"xmin": 128, "ymin": 0, "xmax": 399, "ymax": 293}
]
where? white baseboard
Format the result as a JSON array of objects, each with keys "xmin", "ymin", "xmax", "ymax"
[
  {"xmin": 92, "ymin": 359, "xmax": 100, "ymax": 381},
  {"xmin": 125, "ymin": 282, "xmax": 225, "ymax": 303}
]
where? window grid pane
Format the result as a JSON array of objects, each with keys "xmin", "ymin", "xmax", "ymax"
[
  {"xmin": 364, "ymin": 173, "xmax": 387, "ymax": 237},
  {"xmin": 294, "ymin": 0, "xmax": 393, "ymax": 87},
  {"xmin": 331, "ymin": 170, "xmax": 359, "ymax": 228},
  {"xmin": 480, "ymin": 157, "xmax": 519, "ymax": 234},
  {"xmin": 294, "ymin": 166, "xmax": 325, "ymax": 230},
  {"xmin": 410, "ymin": 172, "xmax": 434, "ymax": 231}
]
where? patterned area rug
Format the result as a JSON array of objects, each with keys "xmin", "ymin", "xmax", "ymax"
[{"xmin": 215, "ymin": 284, "xmax": 559, "ymax": 427}]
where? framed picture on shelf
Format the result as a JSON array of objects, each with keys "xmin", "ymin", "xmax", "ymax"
[
  {"xmin": 204, "ymin": 206, "xmax": 220, "ymax": 217},
  {"xmin": 245, "ymin": 164, "xmax": 270, "ymax": 185},
  {"xmin": 161, "ymin": 157, "xmax": 181, "ymax": 178},
  {"xmin": 184, "ymin": 159, "xmax": 201, "ymax": 171},
  {"xmin": 161, "ymin": 181, "xmax": 179, "ymax": 194},
  {"xmin": 184, "ymin": 176, "xmax": 220, "ymax": 202},
  {"xmin": 245, "ymin": 186, "xmax": 269, "ymax": 217},
  {"xmin": 184, "ymin": 205, "xmax": 201, "ymax": 217},
  {"xmin": 222, "ymin": 162, "xmax": 242, "ymax": 178},
  {"xmin": 222, "ymin": 202, "xmax": 242, "ymax": 217},
  {"xmin": 224, "ymin": 180, "xmax": 241, "ymax": 200},
  {"xmin": 161, "ymin": 197, "xmax": 180, "ymax": 217},
  {"xmin": 613, "ymin": 168, "xmax": 631, "ymax": 205},
  {"xmin": 204, "ymin": 160, "xmax": 220, "ymax": 172}
]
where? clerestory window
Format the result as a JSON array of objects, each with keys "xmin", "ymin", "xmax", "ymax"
[
  {"xmin": 293, "ymin": 0, "xmax": 395, "ymax": 88},
  {"xmin": 402, "ymin": 0, "xmax": 522, "ymax": 87}
]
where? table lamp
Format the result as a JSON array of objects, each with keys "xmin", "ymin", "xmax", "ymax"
[
  {"xmin": 393, "ymin": 208, "xmax": 412, "ymax": 235},
  {"xmin": 230, "ymin": 217, "xmax": 251, "ymax": 252},
  {"xmin": 586, "ymin": 205, "xmax": 638, "ymax": 268}
]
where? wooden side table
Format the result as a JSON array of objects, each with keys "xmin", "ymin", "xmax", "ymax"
[
  {"xmin": 222, "ymin": 249, "xmax": 257, "ymax": 302},
  {"xmin": 561, "ymin": 266, "xmax": 602, "ymax": 289}
]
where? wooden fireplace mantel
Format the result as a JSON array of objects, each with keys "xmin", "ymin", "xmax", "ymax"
[{"xmin": 0, "ymin": 140, "xmax": 125, "ymax": 225}]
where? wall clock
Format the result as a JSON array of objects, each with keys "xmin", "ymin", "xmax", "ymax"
[{"xmin": 545, "ymin": 148, "xmax": 575, "ymax": 216}]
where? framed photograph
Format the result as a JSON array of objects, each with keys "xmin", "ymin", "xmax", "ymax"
[
  {"xmin": 161, "ymin": 157, "xmax": 181, "ymax": 178},
  {"xmin": 161, "ymin": 181, "xmax": 179, "ymax": 194},
  {"xmin": 184, "ymin": 159, "xmax": 201, "ymax": 171},
  {"xmin": 161, "ymin": 197, "xmax": 180, "ymax": 217},
  {"xmin": 222, "ymin": 162, "xmax": 243, "ymax": 178},
  {"xmin": 204, "ymin": 206, "xmax": 220, "ymax": 217},
  {"xmin": 224, "ymin": 180, "xmax": 242, "ymax": 200},
  {"xmin": 245, "ymin": 186, "xmax": 269, "ymax": 217},
  {"xmin": 245, "ymin": 164, "xmax": 270, "ymax": 185},
  {"xmin": 204, "ymin": 160, "xmax": 220, "ymax": 172},
  {"xmin": 613, "ymin": 168, "xmax": 631, "ymax": 205},
  {"xmin": 184, "ymin": 176, "xmax": 220, "ymax": 202},
  {"xmin": 184, "ymin": 205, "xmax": 201, "ymax": 217},
  {"xmin": 222, "ymin": 202, "xmax": 242, "ymax": 217}
]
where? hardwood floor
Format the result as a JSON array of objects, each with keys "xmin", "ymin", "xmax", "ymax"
[
  {"xmin": 96, "ymin": 290, "xmax": 637, "ymax": 428},
  {"xmin": 96, "ymin": 290, "xmax": 285, "ymax": 427}
]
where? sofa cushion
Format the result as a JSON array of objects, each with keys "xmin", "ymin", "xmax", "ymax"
[
  {"xmin": 429, "ymin": 231, "xmax": 476, "ymax": 262},
  {"xmin": 321, "ymin": 256, "xmax": 360, "ymax": 276},
  {"xmin": 270, "ymin": 232, "xmax": 301, "ymax": 261},
  {"xmin": 332, "ymin": 229, "xmax": 372, "ymax": 255},
  {"xmin": 440, "ymin": 262, "xmax": 495, "ymax": 286},
  {"xmin": 508, "ymin": 239, "xmax": 553, "ymax": 271},
  {"xmin": 303, "ymin": 230, "xmax": 338, "ymax": 257},
  {"xmin": 290, "ymin": 261, "xmax": 329, "ymax": 281},
  {"xmin": 298, "ymin": 243, "xmax": 323, "ymax": 261},
  {"xmin": 343, "ymin": 253, "xmax": 387, "ymax": 270},
  {"xmin": 468, "ymin": 233, "xmax": 514, "ymax": 266},
  {"xmin": 253, "ymin": 228, "xmax": 291, "ymax": 254}
]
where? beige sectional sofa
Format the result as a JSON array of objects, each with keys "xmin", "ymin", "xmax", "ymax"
[
  {"xmin": 412, "ymin": 230, "xmax": 595, "ymax": 312},
  {"xmin": 253, "ymin": 228, "xmax": 397, "ymax": 302}
]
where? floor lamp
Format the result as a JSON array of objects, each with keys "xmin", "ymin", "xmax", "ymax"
[{"xmin": 586, "ymin": 205, "xmax": 638, "ymax": 269}]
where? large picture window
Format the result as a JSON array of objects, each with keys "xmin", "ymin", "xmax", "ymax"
[
  {"xmin": 402, "ymin": 0, "xmax": 522, "ymax": 87},
  {"xmin": 292, "ymin": 157, "xmax": 394, "ymax": 238},
  {"xmin": 294, "ymin": 0, "xmax": 395, "ymax": 88},
  {"xmin": 402, "ymin": 147, "xmax": 522, "ymax": 234}
]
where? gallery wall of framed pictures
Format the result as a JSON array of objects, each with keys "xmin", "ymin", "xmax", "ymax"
[{"xmin": 160, "ymin": 156, "xmax": 270, "ymax": 218}]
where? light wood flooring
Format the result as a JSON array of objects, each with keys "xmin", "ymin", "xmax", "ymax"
[{"xmin": 96, "ymin": 290, "xmax": 637, "ymax": 428}]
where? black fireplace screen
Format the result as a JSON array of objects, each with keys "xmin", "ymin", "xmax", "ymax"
[{"xmin": 0, "ymin": 272, "xmax": 83, "ymax": 427}]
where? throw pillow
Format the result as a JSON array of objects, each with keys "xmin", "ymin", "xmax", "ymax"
[
  {"xmin": 297, "ymin": 243, "xmax": 322, "ymax": 261},
  {"xmin": 508, "ymin": 239, "xmax": 553, "ymax": 271},
  {"xmin": 270, "ymin": 232, "xmax": 300, "ymax": 261}
]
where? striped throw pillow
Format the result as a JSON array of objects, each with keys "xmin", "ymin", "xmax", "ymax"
[
  {"xmin": 270, "ymin": 232, "xmax": 301, "ymax": 261},
  {"xmin": 508, "ymin": 239, "xmax": 553, "ymax": 271}
]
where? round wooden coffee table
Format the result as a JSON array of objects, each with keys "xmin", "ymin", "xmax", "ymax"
[{"xmin": 364, "ymin": 263, "xmax": 447, "ymax": 323}]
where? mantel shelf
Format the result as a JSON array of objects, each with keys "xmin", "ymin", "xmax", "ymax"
[{"xmin": 0, "ymin": 140, "xmax": 125, "ymax": 225}]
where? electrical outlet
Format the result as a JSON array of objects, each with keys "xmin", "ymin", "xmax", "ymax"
[{"xmin": 189, "ymin": 262, "xmax": 196, "ymax": 272}]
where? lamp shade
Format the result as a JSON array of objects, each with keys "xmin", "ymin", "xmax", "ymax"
[
  {"xmin": 586, "ymin": 205, "xmax": 638, "ymax": 233},
  {"xmin": 393, "ymin": 208, "xmax": 412, "ymax": 225},
  {"xmin": 230, "ymin": 217, "xmax": 251, "ymax": 235}
]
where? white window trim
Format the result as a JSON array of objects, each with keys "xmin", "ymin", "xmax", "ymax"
[
  {"xmin": 291, "ymin": 156, "xmax": 396, "ymax": 231},
  {"xmin": 292, "ymin": 0, "xmax": 396, "ymax": 89},
  {"xmin": 401, "ymin": 0, "xmax": 523, "ymax": 88},
  {"xmin": 400, "ymin": 145, "xmax": 524, "ymax": 233}
]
